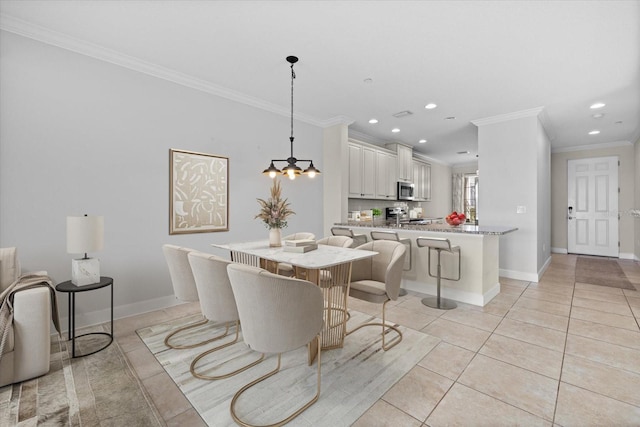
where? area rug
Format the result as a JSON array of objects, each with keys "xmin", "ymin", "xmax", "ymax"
[
  {"xmin": 137, "ymin": 311, "xmax": 440, "ymax": 427},
  {"xmin": 575, "ymin": 256, "xmax": 636, "ymax": 290},
  {"xmin": 0, "ymin": 324, "xmax": 163, "ymax": 426}
]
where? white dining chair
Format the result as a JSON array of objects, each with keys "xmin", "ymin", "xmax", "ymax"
[{"xmin": 227, "ymin": 263, "xmax": 324, "ymax": 427}]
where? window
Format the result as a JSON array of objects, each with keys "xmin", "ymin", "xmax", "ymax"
[{"xmin": 464, "ymin": 174, "xmax": 478, "ymax": 223}]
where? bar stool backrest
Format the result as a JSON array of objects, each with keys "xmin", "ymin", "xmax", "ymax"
[
  {"xmin": 331, "ymin": 227, "xmax": 354, "ymax": 237},
  {"xmin": 370, "ymin": 230, "xmax": 400, "ymax": 242},
  {"xmin": 417, "ymin": 237, "xmax": 453, "ymax": 252}
]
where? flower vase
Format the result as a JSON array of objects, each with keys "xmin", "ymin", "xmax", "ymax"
[{"xmin": 269, "ymin": 228, "xmax": 282, "ymax": 247}]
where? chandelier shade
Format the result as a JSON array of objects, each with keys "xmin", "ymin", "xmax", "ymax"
[{"xmin": 262, "ymin": 56, "xmax": 320, "ymax": 180}]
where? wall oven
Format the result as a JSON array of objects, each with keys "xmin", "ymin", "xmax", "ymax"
[{"xmin": 397, "ymin": 182, "xmax": 415, "ymax": 201}]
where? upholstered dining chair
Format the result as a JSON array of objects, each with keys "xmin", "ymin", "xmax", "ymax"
[
  {"xmin": 317, "ymin": 235, "xmax": 353, "ymax": 248},
  {"xmin": 347, "ymin": 240, "xmax": 406, "ymax": 351},
  {"xmin": 187, "ymin": 252, "xmax": 264, "ymax": 380},
  {"xmin": 292, "ymin": 235, "xmax": 354, "ymax": 285},
  {"xmin": 277, "ymin": 232, "xmax": 316, "ymax": 276},
  {"xmin": 162, "ymin": 244, "xmax": 223, "ymax": 349},
  {"xmin": 226, "ymin": 263, "xmax": 324, "ymax": 427}
]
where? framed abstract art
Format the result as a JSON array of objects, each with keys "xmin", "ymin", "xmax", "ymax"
[{"xmin": 169, "ymin": 149, "xmax": 229, "ymax": 234}]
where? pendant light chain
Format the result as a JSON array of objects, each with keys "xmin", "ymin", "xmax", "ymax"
[{"xmin": 290, "ymin": 62, "xmax": 295, "ymax": 141}]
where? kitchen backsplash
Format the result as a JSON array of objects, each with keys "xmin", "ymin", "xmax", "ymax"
[{"xmin": 348, "ymin": 199, "xmax": 428, "ymax": 219}]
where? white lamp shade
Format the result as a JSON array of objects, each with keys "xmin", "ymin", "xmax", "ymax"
[{"xmin": 67, "ymin": 215, "xmax": 104, "ymax": 254}]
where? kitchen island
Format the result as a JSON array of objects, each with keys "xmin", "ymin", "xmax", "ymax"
[{"xmin": 335, "ymin": 222, "xmax": 517, "ymax": 306}]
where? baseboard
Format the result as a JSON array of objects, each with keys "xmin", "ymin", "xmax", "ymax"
[
  {"xmin": 57, "ymin": 294, "xmax": 180, "ymax": 333},
  {"xmin": 538, "ymin": 255, "xmax": 552, "ymax": 279},
  {"xmin": 551, "ymin": 247, "xmax": 568, "ymax": 254},
  {"xmin": 483, "ymin": 282, "xmax": 501, "ymax": 305},
  {"xmin": 499, "ymin": 268, "xmax": 539, "ymax": 283},
  {"xmin": 619, "ymin": 252, "xmax": 636, "ymax": 260}
]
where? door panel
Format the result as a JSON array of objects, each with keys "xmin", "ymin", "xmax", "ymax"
[{"xmin": 567, "ymin": 156, "xmax": 618, "ymax": 257}]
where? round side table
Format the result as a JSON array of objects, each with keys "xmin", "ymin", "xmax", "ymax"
[{"xmin": 56, "ymin": 276, "xmax": 114, "ymax": 358}]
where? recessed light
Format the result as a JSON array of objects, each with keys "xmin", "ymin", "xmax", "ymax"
[
  {"xmin": 592, "ymin": 113, "xmax": 604, "ymax": 119},
  {"xmin": 445, "ymin": 116, "xmax": 456, "ymax": 120},
  {"xmin": 590, "ymin": 102, "xmax": 606, "ymax": 109},
  {"xmin": 368, "ymin": 118, "xmax": 379, "ymax": 124},
  {"xmin": 391, "ymin": 128, "xmax": 400, "ymax": 133},
  {"xmin": 418, "ymin": 139, "xmax": 427, "ymax": 144},
  {"xmin": 425, "ymin": 103, "xmax": 437, "ymax": 109},
  {"xmin": 588, "ymin": 130, "xmax": 600, "ymax": 135}
]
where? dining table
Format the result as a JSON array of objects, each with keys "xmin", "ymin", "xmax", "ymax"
[{"xmin": 211, "ymin": 240, "xmax": 377, "ymax": 363}]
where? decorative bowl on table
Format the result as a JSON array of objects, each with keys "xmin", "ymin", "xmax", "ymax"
[{"xmin": 445, "ymin": 211, "xmax": 466, "ymax": 226}]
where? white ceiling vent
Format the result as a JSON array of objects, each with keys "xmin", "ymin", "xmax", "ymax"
[{"xmin": 392, "ymin": 110, "xmax": 413, "ymax": 118}]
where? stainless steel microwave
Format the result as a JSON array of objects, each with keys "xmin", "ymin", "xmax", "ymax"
[{"xmin": 397, "ymin": 181, "xmax": 415, "ymax": 201}]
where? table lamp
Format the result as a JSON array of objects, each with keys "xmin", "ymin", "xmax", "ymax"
[{"xmin": 67, "ymin": 214, "xmax": 104, "ymax": 286}]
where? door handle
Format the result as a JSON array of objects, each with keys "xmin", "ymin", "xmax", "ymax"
[{"xmin": 568, "ymin": 216, "xmax": 574, "ymax": 220}]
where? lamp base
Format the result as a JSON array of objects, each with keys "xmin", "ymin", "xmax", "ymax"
[{"xmin": 71, "ymin": 258, "xmax": 100, "ymax": 286}]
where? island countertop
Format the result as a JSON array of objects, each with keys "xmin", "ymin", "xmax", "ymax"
[{"xmin": 334, "ymin": 221, "xmax": 517, "ymax": 235}]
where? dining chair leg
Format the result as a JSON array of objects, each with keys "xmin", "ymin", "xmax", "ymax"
[
  {"xmin": 164, "ymin": 317, "xmax": 233, "ymax": 350},
  {"xmin": 346, "ymin": 300, "xmax": 402, "ymax": 351},
  {"xmin": 230, "ymin": 335, "xmax": 322, "ymax": 427},
  {"xmin": 190, "ymin": 321, "xmax": 265, "ymax": 380}
]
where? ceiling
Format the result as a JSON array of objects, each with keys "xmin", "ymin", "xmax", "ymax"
[{"xmin": 1, "ymin": 0, "xmax": 638, "ymax": 165}]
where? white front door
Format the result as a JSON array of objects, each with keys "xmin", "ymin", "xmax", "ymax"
[{"xmin": 567, "ymin": 156, "xmax": 619, "ymax": 257}]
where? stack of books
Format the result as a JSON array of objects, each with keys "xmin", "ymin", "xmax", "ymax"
[{"xmin": 283, "ymin": 239, "xmax": 318, "ymax": 253}]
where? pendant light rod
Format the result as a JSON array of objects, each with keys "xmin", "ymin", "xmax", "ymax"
[{"xmin": 262, "ymin": 55, "xmax": 320, "ymax": 180}]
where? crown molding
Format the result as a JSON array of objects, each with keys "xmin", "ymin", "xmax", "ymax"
[
  {"xmin": 471, "ymin": 107, "xmax": 545, "ymax": 127},
  {"xmin": 551, "ymin": 140, "xmax": 632, "ymax": 154},
  {"xmin": 348, "ymin": 130, "xmax": 392, "ymax": 146},
  {"xmin": 412, "ymin": 152, "xmax": 451, "ymax": 167},
  {"xmin": 0, "ymin": 13, "xmax": 328, "ymax": 128},
  {"xmin": 320, "ymin": 115, "xmax": 355, "ymax": 127}
]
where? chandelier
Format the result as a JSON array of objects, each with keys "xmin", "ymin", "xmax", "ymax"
[{"xmin": 262, "ymin": 56, "xmax": 320, "ymax": 180}]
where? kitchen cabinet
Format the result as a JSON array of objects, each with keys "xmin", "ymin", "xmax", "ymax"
[
  {"xmin": 375, "ymin": 150, "xmax": 397, "ymax": 199},
  {"xmin": 412, "ymin": 159, "xmax": 432, "ymax": 201},
  {"xmin": 389, "ymin": 143, "xmax": 413, "ymax": 182},
  {"xmin": 348, "ymin": 143, "xmax": 376, "ymax": 198}
]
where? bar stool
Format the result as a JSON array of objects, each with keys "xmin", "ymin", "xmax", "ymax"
[
  {"xmin": 370, "ymin": 230, "xmax": 411, "ymax": 296},
  {"xmin": 331, "ymin": 227, "xmax": 368, "ymax": 248},
  {"xmin": 416, "ymin": 237, "xmax": 460, "ymax": 310}
]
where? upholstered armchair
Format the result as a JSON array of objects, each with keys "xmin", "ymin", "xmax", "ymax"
[
  {"xmin": 347, "ymin": 240, "xmax": 406, "ymax": 350},
  {"xmin": 0, "ymin": 247, "xmax": 52, "ymax": 387}
]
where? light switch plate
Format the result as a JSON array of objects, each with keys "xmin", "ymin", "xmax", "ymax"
[{"xmin": 516, "ymin": 205, "xmax": 526, "ymax": 214}]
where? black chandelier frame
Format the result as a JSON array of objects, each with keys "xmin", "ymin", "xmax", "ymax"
[{"xmin": 263, "ymin": 56, "xmax": 320, "ymax": 179}]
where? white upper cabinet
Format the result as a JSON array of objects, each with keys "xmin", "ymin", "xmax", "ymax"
[
  {"xmin": 389, "ymin": 143, "xmax": 413, "ymax": 182},
  {"xmin": 375, "ymin": 150, "xmax": 397, "ymax": 199},
  {"xmin": 348, "ymin": 143, "xmax": 376, "ymax": 199},
  {"xmin": 412, "ymin": 159, "xmax": 432, "ymax": 201}
]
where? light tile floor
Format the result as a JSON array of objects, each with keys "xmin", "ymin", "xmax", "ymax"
[{"xmin": 112, "ymin": 254, "xmax": 640, "ymax": 426}]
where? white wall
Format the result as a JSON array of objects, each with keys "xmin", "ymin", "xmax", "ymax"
[
  {"xmin": 0, "ymin": 33, "xmax": 324, "ymax": 325},
  {"xmin": 476, "ymin": 112, "xmax": 547, "ymax": 281},
  {"xmin": 536, "ymin": 120, "xmax": 551, "ymax": 273},
  {"xmin": 636, "ymin": 138, "xmax": 640, "ymax": 260}
]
